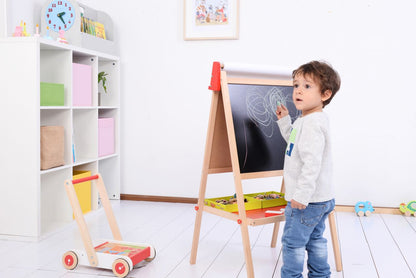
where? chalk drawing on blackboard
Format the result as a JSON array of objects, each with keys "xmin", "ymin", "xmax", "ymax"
[
  {"xmin": 246, "ymin": 86, "xmax": 300, "ymax": 138},
  {"xmin": 228, "ymin": 84, "xmax": 300, "ymax": 173}
]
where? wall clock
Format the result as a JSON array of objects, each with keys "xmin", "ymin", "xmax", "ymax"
[
  {"xmin": 44, "ymin": 0, "xmax": 76, "ymax": 32},
  {"xmin": 41, "ymin": 0, "xmax": 81, "ymax": 41}
]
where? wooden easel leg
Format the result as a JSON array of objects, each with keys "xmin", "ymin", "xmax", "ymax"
[
  {"xmin": 190, "ymin": 141, "xmax": 211, "ymax": 264},
  {"xmin": 240, "ymin": 223, "xmax": 255, "ymax": 278},
  {"xmin": 190, "ymin": 92, "xmax": 221, "ymax": 264},
  {"xmin": 190, "ymin": 205, "xmax": 204, "ymax": 264},
  {"xmin": 271, "ymin": 178, "xmax": 284, "ymax": 247},
  {"xmin": 328, "ymin": 210, "xmax": 342, "ymax": 272},
  {"xmin": 271, "ymin": 222, "xmax": 280, "ymax": 248}
]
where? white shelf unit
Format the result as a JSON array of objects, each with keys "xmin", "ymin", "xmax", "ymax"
[{"xmin": 0, "ymin": 37, "xmax": 120, "ymax": 240}]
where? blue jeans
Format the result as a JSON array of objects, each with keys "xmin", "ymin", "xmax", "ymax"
[{"xmin": 281, "ymin": 199, "xmax": 335, "ymax": 278}]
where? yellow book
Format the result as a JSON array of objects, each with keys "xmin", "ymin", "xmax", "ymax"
[
  {"xmin": 95, "ymin": 22, "xmax": 106, "ymax": 39},
  {"xmin": 72, "ymin": 170, "xmax": 92, "ymax": 218},
  {"xmin": 88, "ymin": 18, "xmax": 94, "ymax": 35}
]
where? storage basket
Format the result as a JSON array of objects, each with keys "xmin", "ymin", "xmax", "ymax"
[{"xmin": 40, "ymin": 126, "xmax": 65, "ymax": 170}]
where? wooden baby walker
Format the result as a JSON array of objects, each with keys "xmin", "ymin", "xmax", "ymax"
[{"xmin": 62, "ymin": 174, "xmax": 156, "ymax": 277}]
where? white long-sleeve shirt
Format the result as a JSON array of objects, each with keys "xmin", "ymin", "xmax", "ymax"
[{"xmin": 277, "ymin": 112, "xmax": 334, "ymax": 206}]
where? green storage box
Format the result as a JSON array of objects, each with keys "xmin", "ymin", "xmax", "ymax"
[{"xmin": 40, "ymin": 82, "xmax": 64, "ymax": 106}]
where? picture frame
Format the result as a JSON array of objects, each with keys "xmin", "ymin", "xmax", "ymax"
[{"xmin": 183, "ymin": 0, "xmax": 239, "ymax": 40}]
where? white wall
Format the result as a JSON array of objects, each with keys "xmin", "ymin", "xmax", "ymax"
[
  {"xmin": 116, "ymin": 0, "xmax": 416, "ymax": 207},
  {"xmin": 6, "ymin": 0, "xmax": 42, "ymax": 36},
  {"xmin": 7, "ymin": 0, "xmax": 416, "ymax": 207},
  {"xmin": 0, "ymin": 0, "xmax": 7, "ymax": 37}
]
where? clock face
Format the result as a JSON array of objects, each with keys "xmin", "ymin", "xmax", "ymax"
[{"xmin": 45, "ymin": 0, "xmax": 76, "ymax": 32}]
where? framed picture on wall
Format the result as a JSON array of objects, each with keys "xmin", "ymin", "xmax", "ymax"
[{"xmin": 184, "ymin": 0, "xmax": 239, "ymax": 40}]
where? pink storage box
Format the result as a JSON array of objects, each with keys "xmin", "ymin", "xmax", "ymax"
[
  {"xmin": 73, "ymin": 63, "xmax": 92, "ymax": 106},
  {"xmin": 98, "ymin": 118, "xmax": 115, "ymax": 157}
]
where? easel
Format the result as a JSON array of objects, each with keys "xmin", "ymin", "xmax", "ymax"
[{"xmin": 190, "ymin": 62, "xmax": 342, "ymax": 278}]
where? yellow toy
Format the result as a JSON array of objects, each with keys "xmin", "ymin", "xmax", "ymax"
[{"xmin": 399, "ymin": 201, "xmax": 416, "ymax": 216}]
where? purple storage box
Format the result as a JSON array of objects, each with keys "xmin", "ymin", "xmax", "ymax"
[
  {"xmin": 98, "ymin": 118, "xmax": 115, "ymax": 157},
  {"xmin": 73, "ymin": 63, "xmax": 92, "ymax": 106}
]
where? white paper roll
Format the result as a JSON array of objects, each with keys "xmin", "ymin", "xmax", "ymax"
[{"xmin": 222, "ymin": 62, "xmax": 293, "ymax": 79}]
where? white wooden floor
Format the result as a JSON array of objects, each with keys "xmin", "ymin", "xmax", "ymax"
[{"xmin": 1, "ymin": 201, "xmax": 415, "ymax": 278}]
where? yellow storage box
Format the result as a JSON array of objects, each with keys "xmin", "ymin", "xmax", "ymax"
[
  {"xmin": 72, "ymin": 170, "xmax": 92, "ymax": 218},
  {"xmin": 246, "ymin": 191, "xmax": 287, "ymax": 209},
  {"xmin": 204, "ymin": 195, "xmax": 261, "ymax": 212}
]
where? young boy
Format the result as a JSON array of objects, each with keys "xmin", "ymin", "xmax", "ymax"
[{"xmin": 276, "ymin": 61, "xmax": 341, "ymax": 278}]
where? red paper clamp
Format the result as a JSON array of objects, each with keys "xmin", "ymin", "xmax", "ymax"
[{"xmin": 208, "ymin": 61, "xmax": 221, "ymax": 91}]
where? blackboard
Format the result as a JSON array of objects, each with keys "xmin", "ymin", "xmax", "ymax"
[{"xmin": 228, "ymin": 83, "xmax": 300, "ymax": 173}]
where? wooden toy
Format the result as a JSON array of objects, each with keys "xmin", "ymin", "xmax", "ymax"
[
  {"xmin": 57, "ymin": 30, "xmax": 69, "ymax": 44},
  {"xmin": 190, "ymin": 62, "xmax": 343, "ymax": 278},
  {"xmin": 355, "ymin": 201, "xmax": 374, "ymax": 216},
  {"xmin": 399, "ymin": 201, "xmax": 416, "ymax": 216},
  {"xmin": 43, "ymin": 26, "xmax": 53, "ymax": 40},
  {"xmin": 62, "ymin": 174, "xmax": 156, "ymax": 277},
  {"xmin": 34, "ymin": 24, "xmax": 40, "ymax": 37},
  {"xmin": 22, "ymin": 21, "xmax": 30, "ymax": 37},
  {"xmin": 12, "ymin": 26, "xmax": 22, "ymax": 37}
]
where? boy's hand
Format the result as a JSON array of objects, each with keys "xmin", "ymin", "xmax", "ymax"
[
  {"xmin": 276, "ymin": 103, "xmax": 289, "ymax": 120},
  {"xmin": 291, "ymin": 199, "xmax": 306, "ymax": 210}
]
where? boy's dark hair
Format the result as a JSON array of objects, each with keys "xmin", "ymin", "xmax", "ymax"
[{"xmin": 292, "ymin": 61, "xmax": 341, "ymax": 107}]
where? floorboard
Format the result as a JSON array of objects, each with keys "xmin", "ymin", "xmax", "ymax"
[
  {"xmin": 360, "ymin": 214, "xmax": 414, "ymax": 278},
  {"xmin": 0, "ymin": 201, "xmax": 414, "ymax": 278}
]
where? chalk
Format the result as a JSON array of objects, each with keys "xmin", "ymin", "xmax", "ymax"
[
  {"xmin": 265, "ymin": 209, "xmax": 285, "ymax": 217},
  {"xmin": 277, "ymin": 101, "xmax": 281, "ymax": 107}
]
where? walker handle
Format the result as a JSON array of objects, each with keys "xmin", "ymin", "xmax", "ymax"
[{"xmin": 72, "ymin": 174, "xmax": 99, "ymax": 184}]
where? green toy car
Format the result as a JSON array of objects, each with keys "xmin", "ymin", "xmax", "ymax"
[{"xmin": 399, "ymin": 201, "xmax": 416, "ymax": 216}]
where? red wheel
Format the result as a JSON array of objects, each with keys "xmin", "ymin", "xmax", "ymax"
[
  {"xmin": 62, "ymin": 251, "xmax": 78, "ymax": 270},
  {"xmin": 112, "ymin": 258, "xmax": 130, "ymax": 278}
]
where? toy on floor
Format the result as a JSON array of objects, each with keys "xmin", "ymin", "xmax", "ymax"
[
  {"xmin": 355, "ymin": 201, "xmax": 374, "ymax": 216},
  {"xmin": 62, "ymin": 174, "xmax": 156, "ymax": 278},
  {"xmin": 399, "ymin": 201, "xmax": 416, "ymax": 216}
]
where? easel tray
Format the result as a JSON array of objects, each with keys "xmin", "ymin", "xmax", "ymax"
[{"xmin": 203, "ymin": 204, "xmax": 287, "ymax": 226}]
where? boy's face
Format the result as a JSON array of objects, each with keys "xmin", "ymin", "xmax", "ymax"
[{"xmin": 292, "ymin": 73, "xmax": 331, "ymax": 116}]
